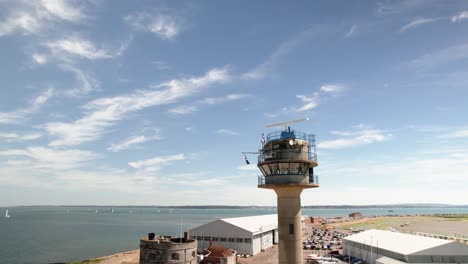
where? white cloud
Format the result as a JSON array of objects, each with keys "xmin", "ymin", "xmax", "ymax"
[
  {"xmin": 108, "ymin": 129, "xmax": 163, "ymax": 152},
  {"xmin": 320, "ymin": 84, "xmax": 344, "ymax": 95},
  {"xmin": 124, "ymin": 12, "xmax": 181, "ymax": 39},
  {"xmin": 169, "ymin": 93, "xmax": 250, "ymax": 115},
  {"xmin": 0, "ymin": 12, "xmax": 41, "ymax": 37},
  {"xmin": 319, "ymin": 128, "xmax": 392, "ymax": 149},
  {"xmin": 451, "ymin": 11, "xmax": 468, "ymax": 22},
  {"xmin": 38, "ymin": 0, "xmax": 85, "ymax": 23},
  {"xmin": 408, "ymin": 43, "xmax": 468, "ymax": 68},
  {"xmin": 426, "ymin": 46, "xmax": 468, "ymax": 65},
  {"xmin": 345, "ymin": 25, "xmax": 357, "ymax": 38},
  {"xmin": 60, "ymin": 64, "xmax": 99, "ymax": 96},
  {"xmin": 0, "ymin": 0, "xmax": 86, "ymax": 37},
  {"xmin": 440, "ymin": 128, "xmax": 468, "ymax": 139},
  {"xmin": 46, "ymin": 67, "xmax": 231, "ymax": 146},
  {"xmin": 44, "ymin": 37, "xmax": 113, "ymax": 60},
  {"xmin": 216, "ymin": 129, "xmax": 238, "ymax": 135},
  {"xmin": 32, "ymin": 53, "xmax": 48, "ymax": 64},
  {"xmin": 242, "ymin": 28, "xmax": 317, "ymax": 80},
  {"xmin": 400, "ymin": 18, "xmax": 437, "ymax": 32},
  {"xmin": 296, "ymin": 84, "xmax": 345, "ymax": 112},
  {"xmin": 128, "ymin": 153, "xmax": 186, "ymax": 172},
  {"xmin": 0, "ymin": 88, "xmax": 54, "ymax": 124},
  {"xmin": 151, "ymin": 60, "xmax": 172, "ymax": 70},
  {"xmin": 238, "ymin": 164, "xmax": 258, "ymax": 171},
  {"xmin": 0, "ymin": 132, "xmax": 42, "ymax": 142},
  {"xmin": 296, "ymin": 94, "xmax": 318, "ymax": 112},
  {"xmin": 0, "ymin": 146, "xmax": 96, "ymax": 170}
]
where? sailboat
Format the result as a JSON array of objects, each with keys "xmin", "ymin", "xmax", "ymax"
[{"xmin": 4, "ymin": 209, "xmax": 10, "ymax": 218}]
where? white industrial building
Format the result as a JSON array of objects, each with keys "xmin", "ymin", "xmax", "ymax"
[
  {"xmin": 343, "ymin": 229, "xmax": 468, "ymax": 264},
  {"xmin": 189, "ymin": 214, "xmax": 306, "ymax": 256}
]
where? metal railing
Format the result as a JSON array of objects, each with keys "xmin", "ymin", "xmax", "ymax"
[
  {"xmin": 266, "ymin": 130, "xmax": 308, "ymax": 142},
  {"xmin": 258, "ymin": 175, "xmax": 265, "ymax": 185},
  {"xmin": 309, "ymin": 174, "xmax": 319, "ymax": 185}
]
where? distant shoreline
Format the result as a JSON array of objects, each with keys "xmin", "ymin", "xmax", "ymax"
[{"xmin": 6, "ymin": 203, "xmax": 468, "ymax": 209}]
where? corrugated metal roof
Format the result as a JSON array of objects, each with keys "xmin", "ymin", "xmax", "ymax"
[
  {"xmin": 343, "ymin": 229, "xmax": 453, "ymax": 255},
  {"xmin": 221, "ymin": 214, "xmax": 278, "ymax": 233}
]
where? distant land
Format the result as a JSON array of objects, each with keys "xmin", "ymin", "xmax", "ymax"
[{"xmin": 18, "ymin": 203, "xmax": 468, "ymax": 209}]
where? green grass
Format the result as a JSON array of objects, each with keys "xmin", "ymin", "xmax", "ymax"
[
  {"xmin": 341, "ymin": 218, "xmax": 414, "ymax": 230},
  {"xmin": 434, "ymin": 214, "xmax": 468, "ymax": 221}
]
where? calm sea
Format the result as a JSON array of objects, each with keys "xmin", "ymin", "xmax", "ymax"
[{"xmin": 1, "ymin": 206, "xmax": 467, "ymax": 264}]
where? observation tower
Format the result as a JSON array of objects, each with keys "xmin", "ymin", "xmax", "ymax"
[{"xmin": 257, "ymin": 118, "xmax": 318, "ymax": 264}]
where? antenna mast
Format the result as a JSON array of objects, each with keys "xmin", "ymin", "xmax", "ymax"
[{"xmin": 265, "ymin": 117, "xmax": 310, "ymax": 130}]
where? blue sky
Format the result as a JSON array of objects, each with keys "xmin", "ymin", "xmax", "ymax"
[{"xmin": 1, "ymin": 0, "xmax": 468, "ymax": 206}]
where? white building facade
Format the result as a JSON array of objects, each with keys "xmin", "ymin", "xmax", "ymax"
[
  {"xmin": 190, "ymin": 214, "xmax": 306, "ymax": 256},
  {"xmin": 343, "ymin": 229, "xmax": 468, "ymax": 263}
]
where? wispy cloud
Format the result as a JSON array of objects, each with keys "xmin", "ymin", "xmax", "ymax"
[
  {"xmin": 59, "ymin": 64, "xmax": 99, "ymax": 96},
  {"xmin": 0, "ymin": 88, "xmax": 54, "ymax": 124},
  {"xmin": 238, "ymin": 164, "xmax": 258, "ymax": 171},
  {"xmin": 128, "ymin": 153, "xmax": 187, "ymax": 172},
  {"xmin": 0, "ymin": 0, "xmax": 87, "ymax": 37},
  {"xmin": 451, "ymin": 11, "xmax": 468, "ymax": 22},
  {"xmin": 151, "ymin": 60, "xmax": 172, "ymax": 70},
  {"xmin": 124, "ymin": 11, "xmax": 182, "ymax": 39},
  {"xmin": 46, "ymin": 67, "xmax": 231, "ymax": 146},
  {"xmin": 400, "ymin": 17, "xmax": 437, "ymax": 32},
  {"xmin": 38, "ymin": 0, "xmax": 86, "ymax": 22},
  {"xmin": 108, "ymin": 129, "xmax": 163, "ymax": 152},
  {"xmin": 0, "ymin": 146, "xmax": 96, "ymax": 170},
  {"xmin": 345, "ymin": 25, "xmax": 358, "ymax": 38},
  {"xmin": 0, "ymin": 132, "xmax": 42, "ymax": 142},
  {"xmin": 32, "ymin": 53, "xmax": 48, "ymax": 64},
  {"xmin": 319, "ymin": 127, "xmax": 392, "ymax": 149},
  {"xmin": 296, "ymin": 84, "xmax": 346, "ymax": 112},
  {"xmin": 44, "ymin": 37, "xmax": 113, "ymax": 60},
  {"xmin": 440, "ymin": 128, "xmax": 468, "ymax": 139},
  {"xmin": 169, "ymin": 93, "xmax": 250, "ymax": 115},
  {"xmin": 242, "ymin": 28, "xmax": 318, "ymax": 80},
  {"xmin": 215, "ymin": 129, "xmax": 238, "ymax": 135},
  {"xmin": 408, "ymin": 43, "xmax": 468, "ymax": 68}
]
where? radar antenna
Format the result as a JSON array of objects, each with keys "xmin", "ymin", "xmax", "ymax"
[{"xmin": 265, "ymin": 117, "xmax": 310, "ymax": 130}]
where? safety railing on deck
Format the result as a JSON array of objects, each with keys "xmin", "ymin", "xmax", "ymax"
[
  {"xmin": 258, "ymin": 175, "xmax": 265, "ymax": 185},
  {"xmin": 309, "ymin": 174, "xmax": 319, "ymax": 185},
  {"xmin": 266, "ymin": 130, "xmax": 308, "ymax": 142}
]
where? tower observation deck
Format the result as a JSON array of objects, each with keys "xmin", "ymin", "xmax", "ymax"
[{"xmin": 256, "ymin": 118, "xmax": 318, "ymax": 264}]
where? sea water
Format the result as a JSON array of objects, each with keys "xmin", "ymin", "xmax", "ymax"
[{"xmin": 1, "ymin": 206, "xmax": 467, "ymax": 264}]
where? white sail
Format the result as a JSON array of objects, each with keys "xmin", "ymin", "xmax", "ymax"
[{"xmin": 4, "ymin": 209, "xmax": 10, "ymax": 218}]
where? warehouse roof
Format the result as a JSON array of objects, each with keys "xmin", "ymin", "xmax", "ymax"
[
  {"xmin": 343, "ymin": 229, "xmax": 462, "ymax": 255},
  {"xmin": 221, "ymin": 214, "xmax": 278, "ymax": 233}
]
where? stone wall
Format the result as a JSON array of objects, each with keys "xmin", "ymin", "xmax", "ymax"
[{"xmin": 140, "ymin": 238, "xmax": 197, "ymax": 264}]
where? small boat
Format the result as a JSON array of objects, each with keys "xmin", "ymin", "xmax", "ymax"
[
  {"xmin": 4, "ymin": 209, "xmax": 10, "ymax": 218},
  {"xmin": 111, "ymin": 208, "xmax": 114, "ymax": 213}
]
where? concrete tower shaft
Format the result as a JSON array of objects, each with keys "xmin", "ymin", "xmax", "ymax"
[{"xmin": 276, "ymin": 188, "xmax": 303, "ymax": 264}]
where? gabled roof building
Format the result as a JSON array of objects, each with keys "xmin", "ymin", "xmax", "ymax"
[
  {"xmin": 190, "ymin": 214, "xmax": 306, "ymax": 256},
  {"xmin": 343, "ymin": 229, "xmax": 468, "ymax": 263}
]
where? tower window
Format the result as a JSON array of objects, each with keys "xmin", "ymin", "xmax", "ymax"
[
  {"xmin": 289, "ymin": 224, "xmax": 294, "ymax": 234},
  {"xmin": 171, "ymin": 253, "xmax": 179, "ymax": 260}
]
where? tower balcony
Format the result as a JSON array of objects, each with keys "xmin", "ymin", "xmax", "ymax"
[{"xmin": 257, "ymin": 174, "xmax": 319, "ymax": 189}]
